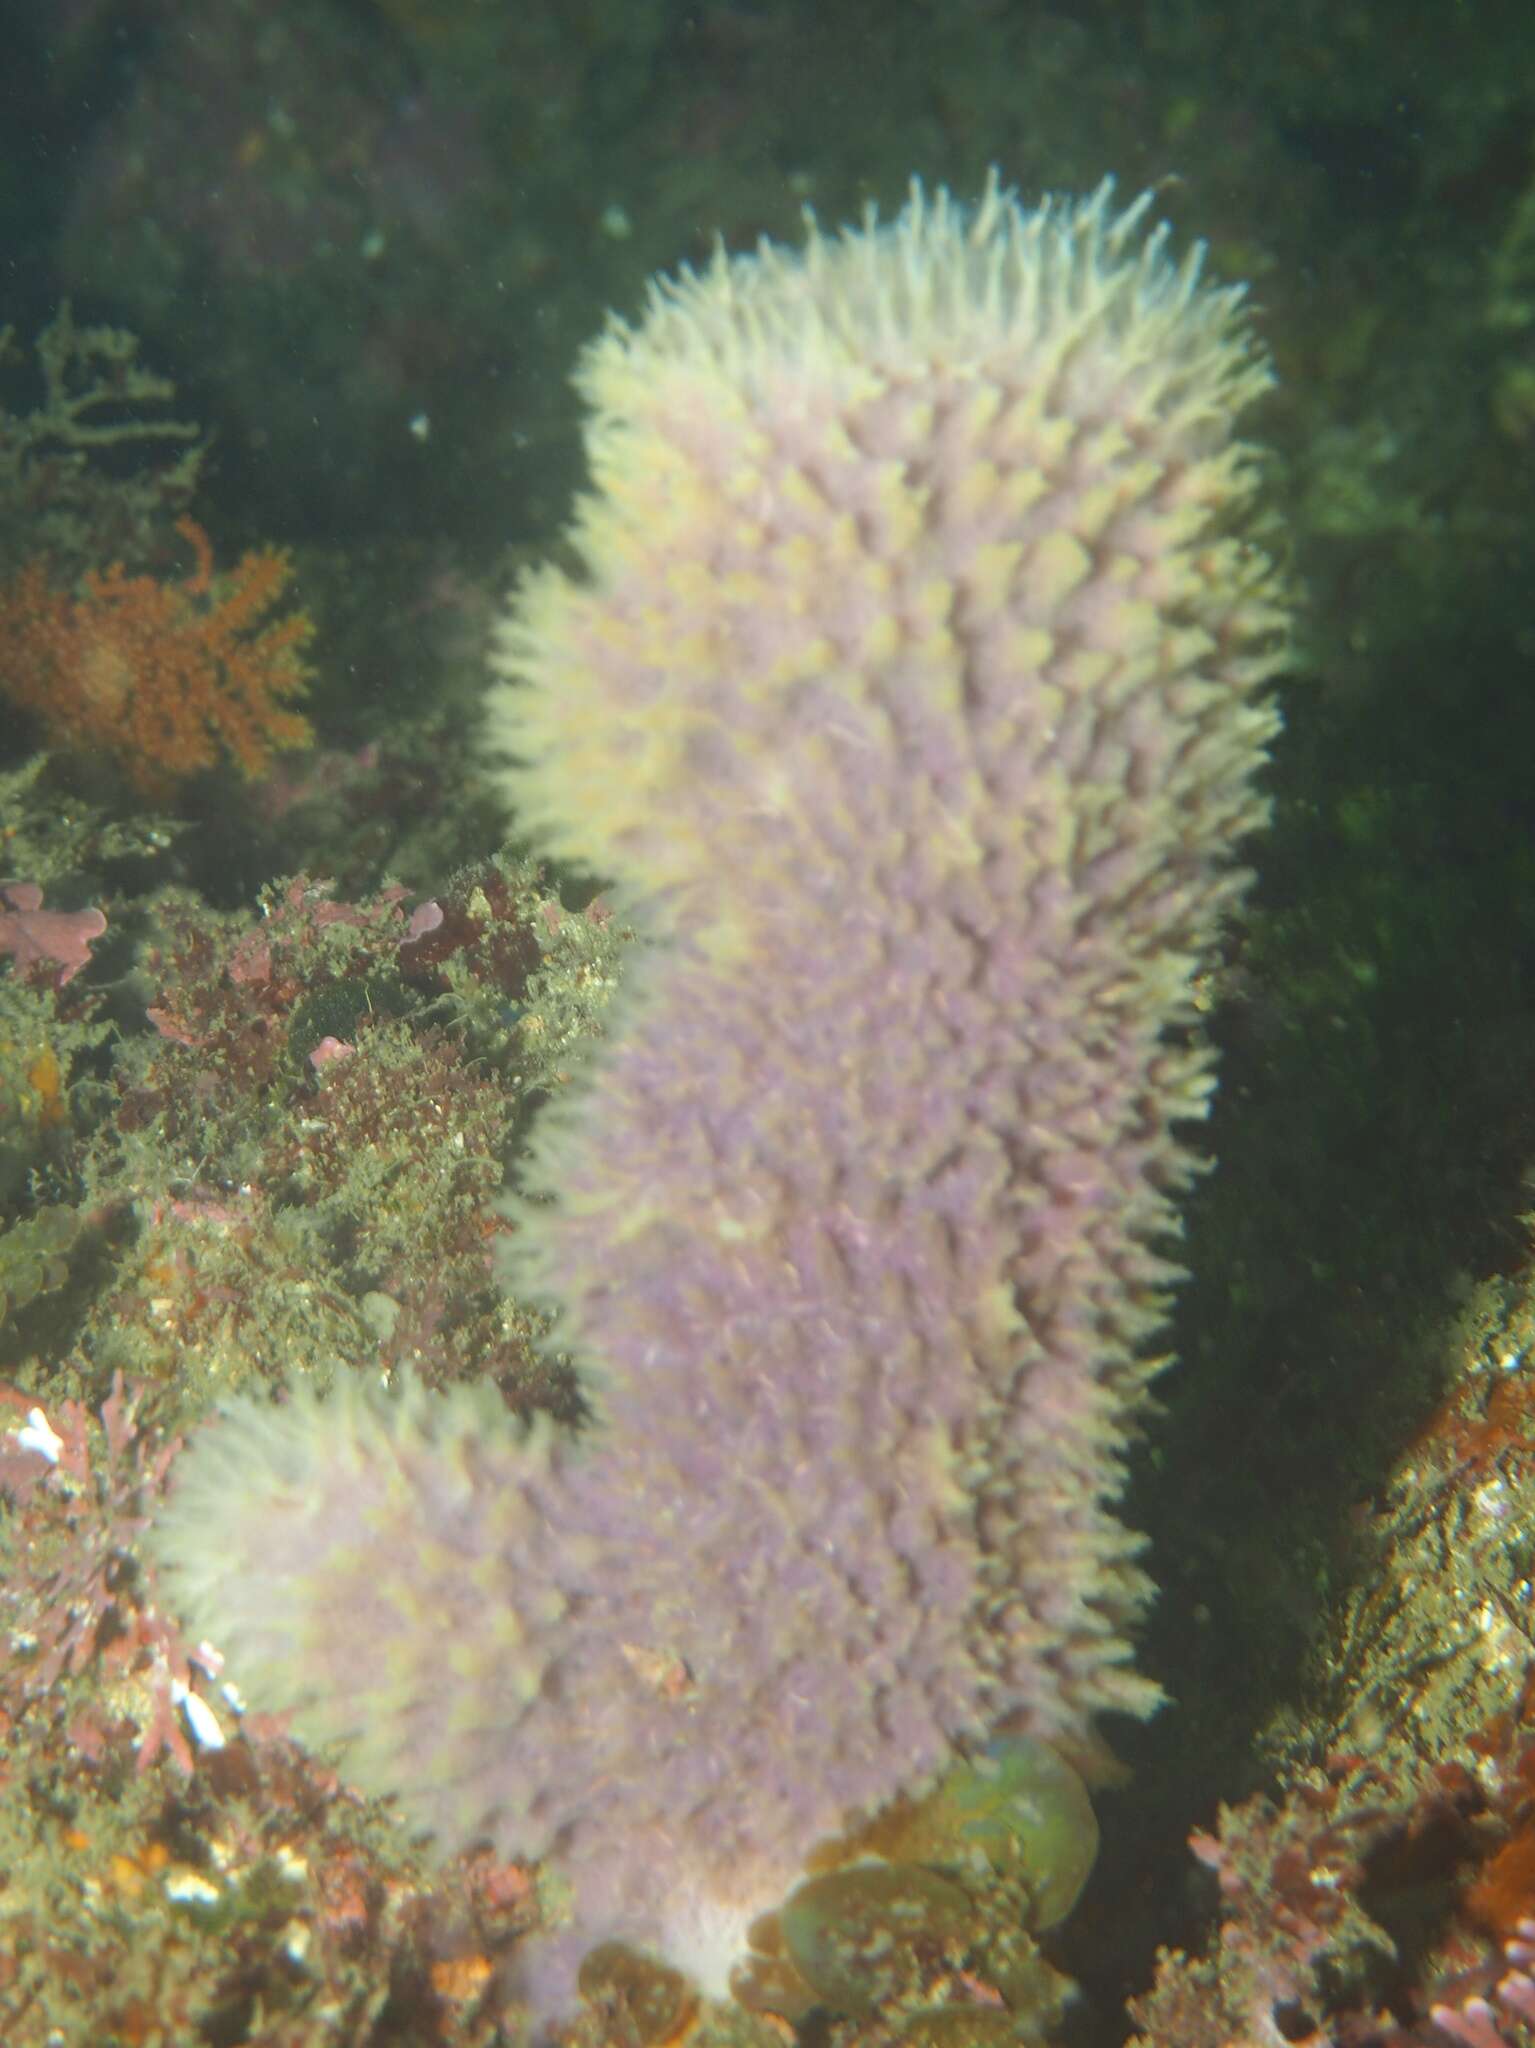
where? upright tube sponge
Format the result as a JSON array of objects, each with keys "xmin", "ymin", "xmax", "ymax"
[{"xmin": 150, "ymin": 176, "xmax": 1286, "ymax": 2020}]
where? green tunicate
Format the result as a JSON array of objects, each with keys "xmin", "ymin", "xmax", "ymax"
[
  {"xmin": 577, "ymin": 1942, "xmax": 696, "ymax": 2044},
  {"xmin": 875, "ymin": 1738, "xmax": 1099, "ymax": 1931},
  {"xmin": 779, "ymin": 1864, "xmax": 976, "ymax": 2015}
]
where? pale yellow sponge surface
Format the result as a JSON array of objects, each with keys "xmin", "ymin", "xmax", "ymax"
[{"xmin": 491, "ymin": 173, "xmax": 1281, "ymax": 961}]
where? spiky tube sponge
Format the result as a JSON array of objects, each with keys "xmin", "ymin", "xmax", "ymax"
[{"xmin": 150, "ymin": 177, "xmax": 1285, "ymax": 2017}]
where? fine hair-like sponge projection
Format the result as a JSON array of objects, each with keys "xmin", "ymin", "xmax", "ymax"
[{"xmin": 150, "ymin": 177, "xmax": 1286, "ymax": 2018}]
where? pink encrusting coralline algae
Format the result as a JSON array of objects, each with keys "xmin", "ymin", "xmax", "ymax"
[{"xmin": 149, "ymin": 175, "xmax": 1287, "ymax": 2020}]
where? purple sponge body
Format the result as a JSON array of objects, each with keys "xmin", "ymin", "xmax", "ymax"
[{"xmin": 151, "ymin": 177, "xmax": 1285, "ymax": 2017}]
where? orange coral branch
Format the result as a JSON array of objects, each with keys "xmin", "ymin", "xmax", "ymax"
[{"xmin": 0, "ymin": 520, "xmax": 315, "ymax": 795}]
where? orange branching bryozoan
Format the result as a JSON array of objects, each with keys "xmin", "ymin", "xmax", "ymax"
[{"xmin": 0, "ymin": 516, "xmax": 314, "ymax": 794}]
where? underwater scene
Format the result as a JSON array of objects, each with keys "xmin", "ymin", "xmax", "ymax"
[{"xmin": 3, "ymin": 3, "xmax": 1535, "ymax": 2045}]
